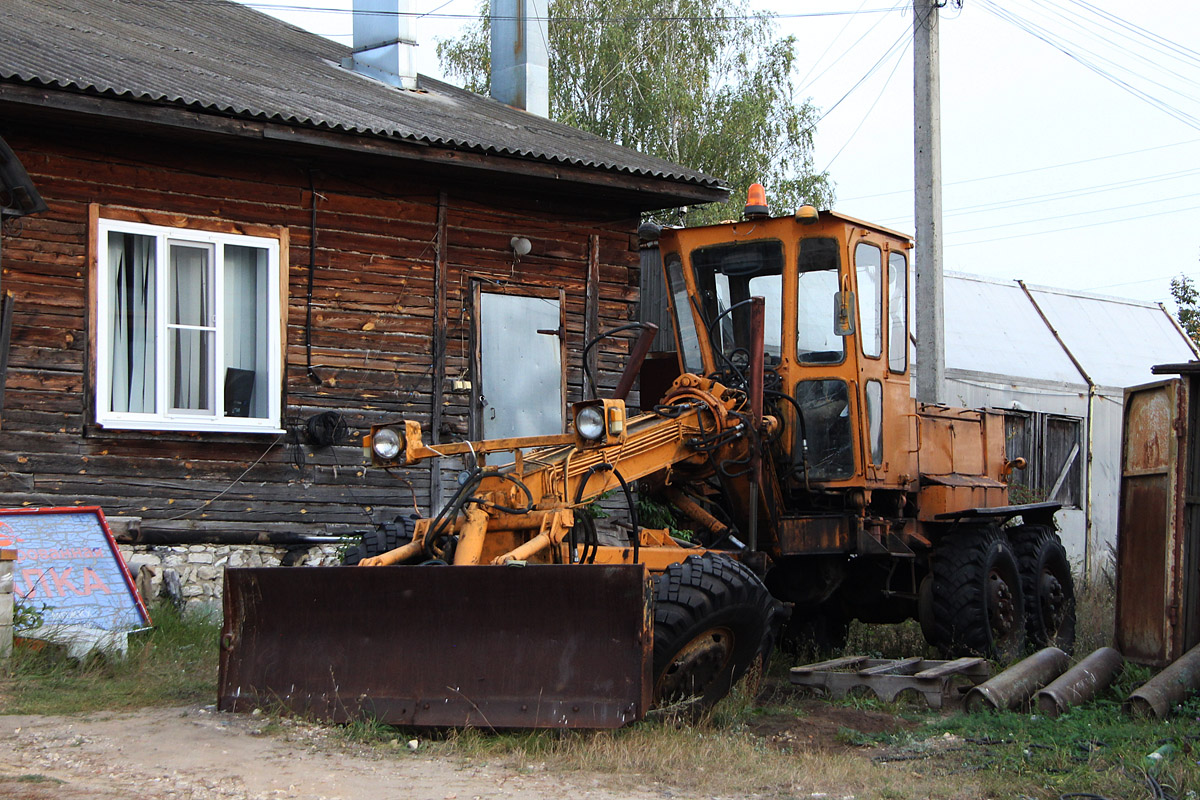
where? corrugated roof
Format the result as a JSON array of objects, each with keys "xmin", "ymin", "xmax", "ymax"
[{"xmin": 0, "ymin": 0, "xmax": 724, "ymax": 193}]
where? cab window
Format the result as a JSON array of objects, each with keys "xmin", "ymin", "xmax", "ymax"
[
  {"xmin": 888, "ymin": 250, "xmax": 908, "ymax": 372},
  {"xmin": 797, "ymin": 238, "xmax": 843, "ymax": 364},
  {"xmin": 855, "ymin": 242, "xmax": 882, "ymax": 358},
  {"xmin": 690, "ymin": 241, "xmax": 784, "ymax": 368}
]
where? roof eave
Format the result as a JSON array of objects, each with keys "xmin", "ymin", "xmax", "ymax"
[{"xmin": 0, "ymin": 81, "xmax": 728, "ymax": 209}]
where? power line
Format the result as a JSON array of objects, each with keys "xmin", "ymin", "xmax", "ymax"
[
  {"xmin": 819, "ymin": 34, "xmax": 911, "ymax": 173},
  {"xmin": 873, "ymin": 165, "xmax": 1200, "ymax": 226},
  {"xmin": 840, "ymin": 138, "xmax": 1200, "ymax": 202},
  {"xmin": 229, "ymin": 1, "xmax": 911, "ymax": 22},
  {"xmin": 945, "ymin": 201, "xmax": 1200, "ymax": 247},
  {"xmin": 944, "ymin": 190, "xmax": 1200, "ymax": 237},
  {"xmin": 975, "ymin": 0, "xmax": 1200, "ymax": 131}
]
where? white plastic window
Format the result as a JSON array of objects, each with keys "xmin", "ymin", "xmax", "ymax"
[{"xmin": 96, "ymin": 219, "xmax": 282, "ymax": 433}]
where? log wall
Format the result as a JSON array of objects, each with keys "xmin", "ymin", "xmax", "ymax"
[{"xmin": 0, "ymin": 122, "xmax": 644, "ymax": 543}]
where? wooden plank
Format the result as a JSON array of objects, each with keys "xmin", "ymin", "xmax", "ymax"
[
  {"xmin": 430, "ymin": 190, "xmax": 448, "ymax": 510},
  {"xmin": 914, "ymin": 657, "xmax": 988, "ymax": 679},
  {"xmin": 790, "ymin": 655, "xmax": 869, "ymax": 675},
  {"xmin": 584, "ymin": 234, "xmax": 600, "ymax": 398},
  {"xmin": 858, "ymin": 657, "xmax": 925, "ymax": 676}
]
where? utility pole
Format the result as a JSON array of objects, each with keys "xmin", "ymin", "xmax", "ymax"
[{"xmin": 914, "ymin": 0, "xmax": 945, "ymax": 404}]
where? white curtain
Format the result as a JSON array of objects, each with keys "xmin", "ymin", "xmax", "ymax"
[
  {"xmin": 109, "ymin": 232, "xmax": 156, "ymax": 413},
  {"xmin": 170, "ymin": 245, "xmax": 211, "ymax": 411}
]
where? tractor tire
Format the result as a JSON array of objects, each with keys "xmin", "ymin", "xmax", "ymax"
[
  {"xmin": 340, "ymin": 517, "xmax": 412, "ymax": 566},
  {"xmin": 928, "ymin": 525, "xmax": 1026, "ymax": 660},
  {"xmin": 651, "ymin": 553, "xmax": 783, "ymax": 715},
  {"xmin": 1009, "ymin": 524, "xmax": 1076, "ymax": 653}
]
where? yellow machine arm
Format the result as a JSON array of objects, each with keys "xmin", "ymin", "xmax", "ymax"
[{"xmin": 360, "ymin": 374, "xmax": 769, "ymax": 569}]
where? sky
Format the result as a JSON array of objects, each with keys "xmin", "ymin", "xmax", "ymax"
[{"xmin": 234, "ymin": 0, "xmax": 1200, "ymax": 309}]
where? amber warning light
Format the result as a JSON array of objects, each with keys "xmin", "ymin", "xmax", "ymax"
[{"xmin": 743, "ymin": 183, "xmax": 769, "ymax": 219}]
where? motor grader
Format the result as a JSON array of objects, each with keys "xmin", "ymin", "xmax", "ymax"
[{"xmin": 218, "ymin": 188, "xmax": 1076, "ymax": 729}]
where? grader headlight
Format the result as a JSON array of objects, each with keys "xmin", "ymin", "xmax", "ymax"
[
  {"xmin": 370, "ymin": 426, "xmax": 403, "ymax": 463},
  {"xmin": 575, "ymin": 405, "xmax": 605, "ymax": 441},
  {"xmin": 572, "ymin": 399, "xmax": 628, "ymax": 448}
]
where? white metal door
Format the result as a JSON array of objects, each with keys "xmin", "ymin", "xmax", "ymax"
[{"xmin": 477, "ymin": 291, "xmax": 564, "ymax": 439}]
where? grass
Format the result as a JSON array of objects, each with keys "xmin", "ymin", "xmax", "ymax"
[
  {"xmin": 331, "ymin": 680, "xmax": 985, "ymax": 800},
  {"xmin": 2, "ymin": 586, "xmax": 1197, "ymax": 800},
  {"xmin": 923, "ymin": 666, "xmax": 1200, "ymax": 799},
  {"xmin": 2, "ymin": 602, "xmax": 219, "ymax": 715}
]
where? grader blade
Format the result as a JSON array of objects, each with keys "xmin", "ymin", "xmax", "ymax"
[{"xmin": 218, "ymin": 564, "xmax": 653, "ymax": 728}]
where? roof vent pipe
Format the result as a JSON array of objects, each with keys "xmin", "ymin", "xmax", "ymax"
[
  {"xmin": 490, "ymin": 0, "xmax": 549, "ymax": 117},
  {"xmin": 343, "ymin": 0, "xmax": 419, "ymax": 90}
]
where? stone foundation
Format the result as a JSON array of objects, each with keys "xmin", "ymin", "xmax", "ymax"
[
  {"xmin": 1, "ymin": 550, "xmax": 14, "ymax": 666},
  {"xmin": 119, "ymin": 543, "xmax": 342, "ymax": 615}
]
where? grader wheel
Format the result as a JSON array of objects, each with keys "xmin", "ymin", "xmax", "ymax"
[
  {"xmin": 928, "ymin": 525, "xmax": 1026, "ymax": 660},
  {"xmin": 1009, "ymin": 524, "xmax": 1076, "ymax": 652},
  {"xmin": 651, "ymin": 553, "xmax": 783, "ymax": 715}
]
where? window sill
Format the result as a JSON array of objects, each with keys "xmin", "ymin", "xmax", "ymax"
[{"xmin": 96, "ymin": 418, "xmax": 285, "ymax": 435}]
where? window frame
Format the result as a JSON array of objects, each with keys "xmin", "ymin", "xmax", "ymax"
[
  {"xmin": 92, "ymin": 212, "xmax": 286, "ymax": 434},
  {"xmin": 854, "ymin": 241, "xmax": 883, "ymax": 360}
]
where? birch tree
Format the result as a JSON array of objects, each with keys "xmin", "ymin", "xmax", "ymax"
[{"xmin": 438, "ymin": 0, "xmax": 834, "ymax": 221}]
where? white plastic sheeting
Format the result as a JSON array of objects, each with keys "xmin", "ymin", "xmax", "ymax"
[
  {"xmin": 1024, "ymin": 284, "xmax": 1197, "ymax": 389},
  {"xmin": 932, "ymin": 272, "xmax": 1198, "ymax": 577},
  {"xmin": 944, "ymin": 273, "xmax": 1082, "ymax": 385}
]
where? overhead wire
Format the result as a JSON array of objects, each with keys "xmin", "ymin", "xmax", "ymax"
[
  {"xmin": 226, "ymin": 1, "xmax": 912, "ymax": 22},
  {"xmin": 818, "ymin": 33, "xmax": 911, "ymax": 174},
  {"xmin": 872, "ymin": 165, "xmax": 1200, "ymax": 226},
  {"xmin": 974, "ymin": 0, "xmax": 1200, "ymax": 131},
  {"xmin": 946, "ymin": 201, "xmax": 1200, "ymax": 247},
  {"xmin": 840, "ymin": 138, "xmax": 1200, "ymax": 201},
  {"xmin": 944, "ymin": 190, "xmax": 1200, "ymax": 237}
]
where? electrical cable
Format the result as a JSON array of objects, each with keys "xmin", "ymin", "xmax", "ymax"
[
  {"xmin": 226, "ymin": 2, "xmax": 912, "ymax": 23},
  {"xmin": 975, "ymin": 0, "xmax": 1200, "ymax": 131},
  {"xmin": 819, "ymin": 32, "xmax": 911, "ymax": 174},
  {"xmin": 581, "ymin": 322, "xmax": 653, "ymax": 400},
  {"xmin": 840, "ymin": 139, "xmax": 1200, "ymax": 202}
]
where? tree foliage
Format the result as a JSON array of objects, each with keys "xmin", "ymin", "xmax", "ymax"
[
  {"xmin": 1171, "ymin": 272, "xmax": 1200, "ymax": 344},
  {"xmin": 437, "ymin": 0, "xmax": 834, "ymax": 222}
]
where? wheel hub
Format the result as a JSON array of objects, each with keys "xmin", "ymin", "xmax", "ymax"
[
  {"xmin": 1039, "ymin": 569, "xmax": 1066, "ymax": 630},
  {"xmin": 655, "ymin": 627, "xmax": 734, "ymax": 704},
  {"xmin": 987, "ymin": 570, "xmax": 1018, "ymax": 639}
]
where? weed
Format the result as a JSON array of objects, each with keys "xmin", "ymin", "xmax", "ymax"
[
  {"xmin": 15, "ymin": 775, "xmax": 64, "ymax": 785},
  {"xmin": 2, "ymin": 602, "xmax": 218, "ymax": 714},
  {"xmin": 844, "ymin": 619, "xmax": 931, "ymax": 660}
]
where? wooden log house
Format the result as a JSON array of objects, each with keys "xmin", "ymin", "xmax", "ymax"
[{"xmin": 0, "ymin": 0, "xmax": 725, "ymax": 548}]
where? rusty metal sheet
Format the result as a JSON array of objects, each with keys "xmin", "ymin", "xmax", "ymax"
[
  {"xmin": 776, "ymin": 515, "xmax": 853, "ymax": 554},
  {"xmin": 1116, "ymin": 381, "xmax": 1181, "ymax": 666},
  {"xmin": 218, "ymin": 564, "xmax": 652, "ymax": 728}
]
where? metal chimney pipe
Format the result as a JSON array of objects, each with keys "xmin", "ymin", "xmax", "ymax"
[
  {"xmin": 490, "ymin": 0, "xmax": 549, "ymax": 117},
  {"xmin": 343, "ymin": 0, "xmax": 419, "ymax": 90}
]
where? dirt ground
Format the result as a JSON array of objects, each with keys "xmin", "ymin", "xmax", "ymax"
[{"xmin": 0, "ymin": 701, "xmax": 913, "ymax": 800}]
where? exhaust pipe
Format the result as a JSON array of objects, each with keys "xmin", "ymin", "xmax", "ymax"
[
  {"xmin": 1035, "ymin": 647, "xmax": 1123, "ymax": 718},
  {"xmin": 1126, "ymin": 641, "xmax": 1200, "ymax": 718},
  {"xmin": 965, "ymin": 647, "xmax": 1070, "ymax": 712}
]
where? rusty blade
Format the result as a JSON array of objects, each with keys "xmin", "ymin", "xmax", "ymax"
[{"xmin": 218, "ymin": 564, "xmax": 652, "ymax": 729}]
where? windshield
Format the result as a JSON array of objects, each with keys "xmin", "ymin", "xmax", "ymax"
[
  {"xmin": 690, "ymin": 240, "xmax": 784, "ymax": 369},
  {"xmin": 797, "ymin": 237, "xmax": 843, "ymax": 364}
]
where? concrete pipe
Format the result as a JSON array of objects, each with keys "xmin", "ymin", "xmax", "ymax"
[
  {"xmin": 1126, "ymin": 641, "xmax": 1200, "ymax": 719},
  {"xmin": 1035, "ymin": 647, "xmax": 1124, "ymax": 718},
  {"xmin": 965, "ymin": 647, "xmax": 1070, "ymax": 713}
]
